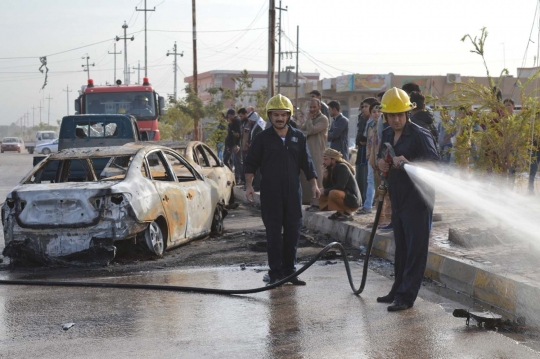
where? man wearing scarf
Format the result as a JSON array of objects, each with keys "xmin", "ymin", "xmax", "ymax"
[{"xmin": 319, "ymin": 148, "xmax": 361, "ymax": 221}]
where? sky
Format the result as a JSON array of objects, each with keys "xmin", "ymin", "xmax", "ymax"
[{"xmin": 1, "ymin": 0, "xmax": 539, "ymax": 127}]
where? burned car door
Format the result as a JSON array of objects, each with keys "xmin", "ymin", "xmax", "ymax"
[
  {"xmin": 145, "ymin": 150, "xmax": 188, "ymax": 246},
  {"xmin": 199, "ymin": 144, "xmax": 233, "ymax": 204},
  {"xmin": 162, "ymin": 150, "xmax": 213, "ymax": 239}
]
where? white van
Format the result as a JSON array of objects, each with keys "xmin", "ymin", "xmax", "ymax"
[{"xmin": 35, "ymin": 131, "xmax": 58, "ymax": 146}]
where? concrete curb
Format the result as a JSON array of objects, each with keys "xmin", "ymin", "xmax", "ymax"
[{"xmin": 234, "ymin": 187, "xmax": 540, "ymax": 326}]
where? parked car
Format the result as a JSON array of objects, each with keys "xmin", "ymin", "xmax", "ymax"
[
  {"xmin": 1, "ymin": 137, "xmax": 23, "ymax": 153},
  {"xmin": 1, "ymin": 143, "xmax": 225, "ymax": 266},
  {"xmin": 160, "ymin": 141, "xmax": 236, "ymax": 207},
  {"xmin": 25, "ymin": 131, "xmax": 58, "ymax": 154},
  {"xmin": 35, "ymin": 139, "xmax": 59, "ymax": 154}
]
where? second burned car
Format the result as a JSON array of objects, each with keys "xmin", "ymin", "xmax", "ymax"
[
  {"xmin": 159, "ymin": 141, "xmax": 236, "ymax": 207},
  {"xmin": 1, "ymin": 143, "xmax": 226, "ymax": 265}
]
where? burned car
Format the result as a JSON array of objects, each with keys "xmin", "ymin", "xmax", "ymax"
[
  {"xmin": 1, "ymin": 144, "xmax": 225, "ymax": 265},
  {"xmin": 159, "ymin": 141, "xmax": 236, "ymax": 206}
]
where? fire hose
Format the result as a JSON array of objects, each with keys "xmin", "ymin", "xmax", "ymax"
[{"xmin": 0, "ymin": 144, "xmax": 401, "ymax": 296}]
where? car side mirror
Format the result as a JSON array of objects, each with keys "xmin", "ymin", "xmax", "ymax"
[{"xmin": 158, "ymin": 96, "xmax": 165, "ymax": 115}]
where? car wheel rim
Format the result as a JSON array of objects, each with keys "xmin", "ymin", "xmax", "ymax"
[
  {"xmin": 147, "ymin": 221, "xmax": 164, "ymax": 255},
  {"xmin": 213, "ymin": 209, "xmax": 223, "ymax": 233},
  {"xmin": 43, "ymin": 149, "xmax": 50, "ymax": 154}
]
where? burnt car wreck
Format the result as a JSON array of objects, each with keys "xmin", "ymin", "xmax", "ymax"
[{"xmin": 1, "ymin": 144, "xmax": 225, "ymax": 266}]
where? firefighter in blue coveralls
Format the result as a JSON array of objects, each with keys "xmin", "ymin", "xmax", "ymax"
[
  {"xmin": 244, "ymin": 94, "xmax": 321, "ymax": 286},
  {"xmin": 375, "ymin": 87, "xmax": 440, "ymax": 311}
]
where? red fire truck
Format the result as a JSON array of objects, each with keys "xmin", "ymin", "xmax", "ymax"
[{"xmin": 74, "ymin": 78, "xmax": 165, "ymax": 140}]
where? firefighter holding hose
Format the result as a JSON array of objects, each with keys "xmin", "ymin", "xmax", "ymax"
[{"xmin": 376, "ymin": 87, "xmax": 440, "ymax": 311}]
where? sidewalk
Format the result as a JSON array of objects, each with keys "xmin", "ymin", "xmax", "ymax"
[{"xmin": 234, "ymin": 186, "xmax": 540, "ymax": 327}]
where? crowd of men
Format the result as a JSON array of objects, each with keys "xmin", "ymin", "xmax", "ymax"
[{"xmin": 221, "ymin": 83, "xmax": 537, "ymax": 312}]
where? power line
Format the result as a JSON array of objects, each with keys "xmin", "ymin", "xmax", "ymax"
[{"xmin": 148, "ymin": 27, "xmax": 267, "ymax": 33}]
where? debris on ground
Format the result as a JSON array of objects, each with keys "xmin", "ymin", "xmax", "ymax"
[{"xmin": 61, "ymin": 322, "xmax": 75, "ymax": 331}]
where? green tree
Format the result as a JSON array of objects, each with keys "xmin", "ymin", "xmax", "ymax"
[
  {"xmin": 203, "ymin": 86, "xmax": 227, "ymax": 148},
  {"xmin": 438, "ymin": 27, "xmax": 540, "ymax": 176},
  {"xmin": 160, "ymin": 105, "xmax": 194, "ymax": 141},
  {"xmin": 222, "ymin": 69, "xmax": 254, "ymax": 109}
]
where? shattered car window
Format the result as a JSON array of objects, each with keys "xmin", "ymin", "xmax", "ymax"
[
  {"xmin": 100, "ymin": 156, "xmax": 133, "ymax": 180},
  {"xmin": 146, "ymin": 152, "xmax": 173, "ymax": 181},
  {"xmin": 196, "ymin": 146, "xmax": 209, "ymax": 167},
  {"xmin": 25, "ymin": 159, "xmax": 96, "ymax": 184},
  {"xmin": 164, "ymin": 151, "xmax": 197, "ymax": 181},
  {"xmin": 202, "ymin": 145, "xmax": 219, "ymax": 167},
  {"xmin": 75, "ymin": 121, "xmax": 118, "ymax": 138},
  {"xmin": 26, "ymin": 160, "xmax": 60, "ymax": 184}
]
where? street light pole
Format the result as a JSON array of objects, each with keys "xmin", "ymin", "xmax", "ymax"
[
  {"xmin": 136, "ymin": 0, "xmax": 155, "ymax": 78},
  {"xmin": 167, "ymin": 42, "xmax": 184, "ymax": 100},
  {"xmin": 276, "ymin": 1, "xmax": 287, "ymax": 94},
  {"xmin": 108, "ymin": 42, "xmax": 122, "ymax": 83},
  {"xmin": 268, "ymin": 0, "xmax": 276, "ymax": 100},
  {"xmin": 81, "ymin": 54, "xmax": 95, "ymax": 80},
  {"xmin": 116, "ymin": 21, "xmax": 134, "ymax": 84}
]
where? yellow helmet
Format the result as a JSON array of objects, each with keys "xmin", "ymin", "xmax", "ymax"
[
  {"xmin": 118, "ymin": 108, "xmax": 126, "ymax": 114},
  {"xmin": 266, "ymin": 94, "xmax": 294, "ymax": 114},
  {"xmin": 380, "ymin": 87, "xmax": 416, "ymax": 113}
]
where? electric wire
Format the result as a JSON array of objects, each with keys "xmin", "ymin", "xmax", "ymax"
[{"xmin": 511, "ymin": 0, "xmax": 540, "ymax": 98}]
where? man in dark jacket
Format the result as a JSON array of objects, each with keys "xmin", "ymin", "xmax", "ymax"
[
  {"xmin": 245, "ymin": 94, "xmax": 320, "ymax": 286},
  {"xmin": 319, "ymin": 148, "xmax": 361, "ymax": 221},
  {"xmin": 376, "ymin": 88, "xmax": 440, "ymax": 312},
  {"xmin": 409, "ymin": 91, "xmax": 439, "ymax": 148},
  {"xmin": 327, "ymin": 100, "xmax": 349, "ymax": 160},
  {"xmin": 309, "ymin": 90, "xmax": 329, "ymax": 119},
  {"xmin": 355, "ymin": 97, "xmax": 378, "ymax": 206},
  {"xmin": 223, "ymin": 108, "xmax": 242, "ymax": 183}
]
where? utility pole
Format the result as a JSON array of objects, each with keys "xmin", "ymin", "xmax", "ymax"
[
  {"xmin": 132, "ymin": 61, "xmax": 146, "ymax": 84},
  {"xmin": 295, "ymin": 25, "xmax": 299, "ymax": 108},
  {"xmin": 276, "ymin": 1, "xmax": 287, "ymax": 94},
  {"xmin": 81, "ymin": 54, "xmax": 95, "ymax": 80},
  {"xmin": 31, "ymin": 106, "xmax": 36, "ymax": 127},
  {"xmin": 136, "ymin": 0, "xmax": 155, "ymax": 78},
  {"xmin": 38, "ymin": 101, "xmax": 43, "ymax": 125},
  {"xmin": 126, "ymin": 64, "xmax": 135, "ymax": 85},
  {"xmin": 63, "ymin": 85, "xmax": 72, "ymax": 115},
  {"xmin": 116, "ymin": 21, "xmax": 134, "ymax": 84},
  {"xmin": 46, "ymin": 95, "xmax": 53, "ymax": 126},
  {"xmin": 108, "ymin": 42, "xmax": 122, "ymax": 82},
  {"xmin": 167, "ymin": 42, "xmax": 184, "ymax": 100},
  {"xmin": 268, "ymin": 0, "xmax": 276, "ymax": 100},
  {"xmin": 192, "ymin": 0, "xmax": 200, "ymax": 140}
]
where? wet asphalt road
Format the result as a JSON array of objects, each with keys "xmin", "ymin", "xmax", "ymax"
[
  {"xmin": 2, "ymin": 265, "xmax": 540, "ymax": 358},
  {"xmin": 1, "ymin": 152, "xmax": 540, "ymax": 358}
]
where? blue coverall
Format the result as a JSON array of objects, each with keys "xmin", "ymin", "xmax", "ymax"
[
  {"xmin": 244, "ymin": 124, "xmax": 317, "ymax": 280},
  {"xmin": 379, "ymin": 120, "xmax": 440, "ymax": 306}
]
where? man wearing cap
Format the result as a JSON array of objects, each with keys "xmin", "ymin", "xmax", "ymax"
[
  {"xmin": 244, "ymin": 94, "xmax": 320, "ymax": 286},
  {"xmin": 376, "ymin": 87, "xmax": 439, "ymax": 312},
  {"xmin": 319, "ymin": 148, "xmax": 361, "ymax": 220},
  {"xmin": 223, "ymin": 109, "xmax": 242, "ymax": 183}
]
